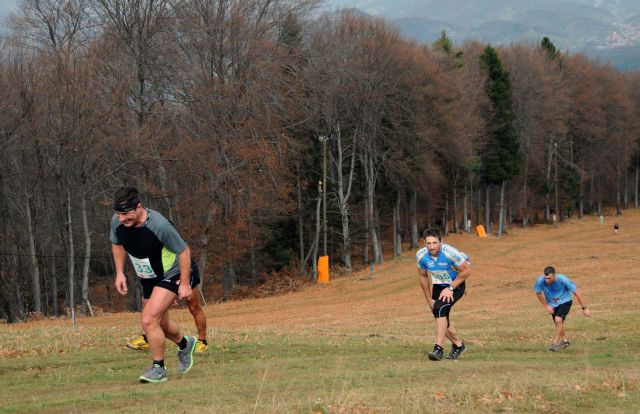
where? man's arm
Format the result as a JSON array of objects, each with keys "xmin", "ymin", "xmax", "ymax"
[
  {"xmin": 418, "ymin": 269, "xmax": 434, "ymax": 310},
  {"xmin": 438, "ymin": 261, "xmax": 471, "ymax": 303},
  {"xmin": 535, "ymin": 292, "xmax": 554, "ymax": 314},
  {"xmin": 177, "ymin": 245, "xmax": 192, "ymax": 300},
  {"xmin": 449, "ymin": 261, "xmax": 471, "ymax": 289},
  {"xmin": 573, "ymin": 289, "xmax": 591, "ymax": 317},
  {"xmin": 112, "ymin": 243, "xmax": 128, "ymax": 295}
]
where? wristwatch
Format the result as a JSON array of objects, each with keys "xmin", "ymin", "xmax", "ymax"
[
  {"xmin": 448, "ymin": 285, "xmax": 455, "ymax": 291},
  {"xmin": 582, "ymin": 305, "xmax": 588, "ymax": 310}
]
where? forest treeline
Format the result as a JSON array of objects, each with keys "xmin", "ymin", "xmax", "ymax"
[{"xmin": 1, "ymin": 0, "xmax": 639, "ymax": 322}]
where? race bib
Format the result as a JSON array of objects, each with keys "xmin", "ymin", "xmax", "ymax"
[
  {"xmin": 129, "ymin": 255, "xmax": 157, "ymax": 279},
  {"xmin": 429, "ymin": 269, "xmax": 452, "ymax": 284}
]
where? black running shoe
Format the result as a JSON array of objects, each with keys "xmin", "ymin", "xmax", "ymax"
[
  {"xmin": 558, "ymin": 339, "xmax": 570, "ymax": 349},
  {"xmin": 428, "ymin": 345, "xmax": 444, "ymax": 361},
  {"xmin": 446, "ymin": 342, "xmax": 466, "ymax": 360}
]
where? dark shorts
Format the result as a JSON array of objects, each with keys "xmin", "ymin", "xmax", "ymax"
[
  {"xmin": 140, "ymin": 260, "xmax": 201, "ymax": 300},
  {"xmin": 552, "ymin": 300, "xmax": 572, "ymax": 321},
  {"xmin": 432, "ymin": 282, "xmax": 466, "ymax": 321}
]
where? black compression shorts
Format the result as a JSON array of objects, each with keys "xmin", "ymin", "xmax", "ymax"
[
  {"xmin": 431, "ymin": 282, "xmax": 466, "ymax": 320},
  {"xmin": 140, "ymin": 260, "xmax": 201, "ymax": 299}
]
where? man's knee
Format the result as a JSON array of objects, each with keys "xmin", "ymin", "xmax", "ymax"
[
  {"xmin": 554, "ymin": 316, "xmax": 564, "ymax": 324},
  {"xmin": 187, "ymin": 295, "xmax": 202, "ymax": 314},
  {"xmin": 141, "ymin": 312, "xmax": 161, "ymax": 331}
]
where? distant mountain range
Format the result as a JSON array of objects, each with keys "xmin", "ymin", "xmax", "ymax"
[{"xmin": 322, "ymin": 0, "xmax": 640, "ymax": 70}]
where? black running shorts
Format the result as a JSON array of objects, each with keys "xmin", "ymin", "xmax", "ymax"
[
  {"xmin": 140, "ymin": 260, "xmax": 201, "ymax": 299},
  {"xmin": 431, "ymin": 282, "xmax": 466, "ymax": 320},
  {"xmin": 552, "ymin": 300, "xmax": 572, "ymax": 321}
]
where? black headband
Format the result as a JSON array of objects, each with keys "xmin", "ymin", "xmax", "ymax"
[{"xmin": 114, "ymin": 195, "xmax": 141, "ymax": 212}]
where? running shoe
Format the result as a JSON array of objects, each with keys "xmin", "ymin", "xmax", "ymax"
[
  {"xmin": 549, "ymin": 343, "xmax": 560, "ymax": 352},
  {"xmin": 139, "ymin": 364, "xmax": 167, "ymax": 383},
  {"xmin": 177, "ymin": 336, "xmax": 197, "ymax": 373},
  {"xmin": 195, "ymin": 340, "xmax": 209, "ymax": 353},
  {"xmin": 428, "ymin": 345, "xmax": 444, "ymax": 361},
  {"xmin": 446, "ymin": 342, "xmax": 466, "ymax": 360},
  {"xmin": 558, "ymin": 339, "xmax": 570, "ymax": 349},
  {"xmin": 127, "ymin": 335, "xmax": 149, "ymax": 351}
]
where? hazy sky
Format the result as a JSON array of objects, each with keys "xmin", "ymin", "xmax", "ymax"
[
  {"xmin": 0, "ymin": 0, "xmax": 19, "ymax": 31},
  {"xmin": 0, "ymin": 0, "xmax": 18, "ymax": 17}
]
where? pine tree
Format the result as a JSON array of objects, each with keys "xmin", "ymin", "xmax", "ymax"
[{"xmin": 479, "ymin": 45, "xmax": 522, "ymax": 236}]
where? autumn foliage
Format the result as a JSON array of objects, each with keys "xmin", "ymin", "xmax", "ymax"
[{"xmin": 0, "ymin": 1, "xmax": 638, "ymax": 322}]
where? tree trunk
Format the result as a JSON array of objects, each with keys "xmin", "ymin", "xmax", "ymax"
[
  {"xmin": 476, "ymin": 185, "xmax": 481, "ymax": 227},
  {"xmin": 66, "ymin": 187, "xmax": 76, "ymax": 316},
  {"xmin": 197, "ymin": 208, "xmax": 217, "ymax": 287},
  {"xmin": 468, "ymin": 176, "xmax": 474, "ymax": 232},
  {"xmin": 635, "ymin": 158, "xmax": 639, "ymax": 208},
  {"xmin": 615, "ymin": 166, "xmax": 622, "ymax": 215},
  {"xmin": 198, "ymin": 253, "xmax": 208, "ymax": 286},
  {"xmin": 128, "ymin": 272, "xmax": 141, "ymax": 311},
  {"xmin": 410, "ymin": 189, "xmax": 418, "ymax": 248},
  {"xmin": 484, "ymin": 185, "xmax": 491, "ymax": 234},
  {"xmin": 309, "ymin": 181, "xmax": 322, "ymax": 280},
  {"xmin": 249, "ymin": 215, "xmax": 257, "ymax": 283},
  {"xmin": 462, "ymin": 182, "xmax": 469, "ymax": 233},
  {"xmin": 522, "ymin": 153, "xmax": 529, "ymax": 227},
  {"xmin": 497, "ymin": 180, "xmax": 506, "ymax": 238},
  {"xmin": 372, "ymin": 204, "xmax": 382, "ymax": 263},
  {"xmin": 624, "ymin": 172, "xmax": 629, "ymax": 209},
  {"xmin": 363, "ymin": 148, "xmax": 381, "ymax": 263},
  {"xmin": 394, "ymin": 193, "xmax": 401, "ymax": 258},
  {"xmin": 545, "ymin": 139, "xmax": 554, "ymax": 222},
  {"xmin": 157, "ymin": 160, "xmax": 175, "ymax": 223},
  {"xmin": 80, "ymin": 193, "xmax": 92, "ymax": 315},
  {"xmin": 25, "ymin": 196, "xmax": 42, "ymax": 313},
  {"xmin": 589, "ymin": 171, "xmax": 595, "ymax": 214},
  {"xmin": 578, "ymin": 171, "xmax": 585, "ymax": 219},
  {"xmin": 222, "ymin": 263, "xmax": 236, "ymax": 297},
  {"xmin": 452, "ymin": 172, "xmax": 458, "ymax": 233},
  {"xmin": 296, "ymin": 161, "xmax": 306, "ymax": 274},
  {"xmin": 301, "ymin": 186, "xmax": 322, "ymax": 280},
  {"xmin": 51, "ymin": 256, "xmax": 59, "ymax": 316},
  {"xmin": 444, "ymin": 195, "xmax": 449, "ymax": 236},
  {"xmin": 362, "ymin": 198, "xmax": 370, "ymax": 265},
  {"xmin": 335, "ymin": 127, "xmax": 355, "ymax": 271}
]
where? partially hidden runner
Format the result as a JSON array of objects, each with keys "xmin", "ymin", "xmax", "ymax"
[
  {"xmin": 126, "ymin": 260, "xmax": 209, "ymax": 353},
  {"xmin": 111, "ymin": 186, "xmax": 197, "ymax": 383}
]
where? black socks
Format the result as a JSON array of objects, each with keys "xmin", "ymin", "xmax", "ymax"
[{"xmin": 178, "ymin": 337, "xmax": 188, "ymax": 350}]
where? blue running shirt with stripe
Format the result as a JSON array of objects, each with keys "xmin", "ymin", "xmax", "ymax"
[{"xmin": 417, "ymin": 244, "xmax": 470, "ymax": 286}]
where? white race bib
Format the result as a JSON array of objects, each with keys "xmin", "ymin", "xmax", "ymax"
[
  {"xmin": 429, "ymin": 269, "xmax": 452, "ymax": 285},
  {"xmin": 129, "ymin": 255, "xmax": 157, "ymax": 279}
]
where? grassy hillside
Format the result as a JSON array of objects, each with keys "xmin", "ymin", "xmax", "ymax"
[{"xmin": 1, "ymin": 212, "xmax": 639, "ymax": 413}]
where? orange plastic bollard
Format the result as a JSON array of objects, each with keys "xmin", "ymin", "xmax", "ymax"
[
  {"xmin": 476, "ymin": 225, "xmax": 487, "ymax": 238},
  {"xmin": 318, "ymin": 256, "xmax": 329, "ymax": 284}
]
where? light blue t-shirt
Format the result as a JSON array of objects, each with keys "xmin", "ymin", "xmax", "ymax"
[
  {"xmin": 533, "ymin": 274, "xmax": 576, "ymax": 307},
  {"xmin": 417, "ymin": 244, "xmax": 470, "ymax": 286}
]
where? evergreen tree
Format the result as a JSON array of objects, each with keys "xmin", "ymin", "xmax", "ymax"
[
  {"xmin": 541, "ymin": 36, "xmax": 559, "ymax": 60},
  {"xmin": 433, "ymin": 30, "xmax": 464, "ymax": 67},
  {"xmin": 479, "ymin": 45, "xmax": 522, "ymax": 236}
]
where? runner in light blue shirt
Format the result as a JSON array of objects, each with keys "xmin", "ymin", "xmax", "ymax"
[
  {"xmin": 533, "ymin": 266, "xmax": 591, "ymax": 352},
  {"xmin": 417, "ymin": 228, "xmax": 471, "ymax": 361}
]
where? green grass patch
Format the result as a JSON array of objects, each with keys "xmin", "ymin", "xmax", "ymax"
[{"xmin": 1, "ymin": 316, "xmax": 639, "ymax": 413}]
